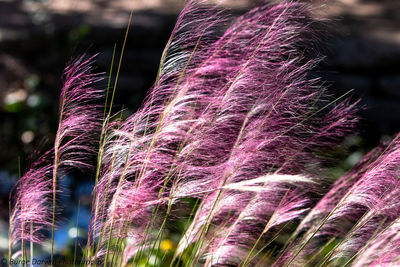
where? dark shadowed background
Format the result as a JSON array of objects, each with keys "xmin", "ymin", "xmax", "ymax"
[{"xmin": 0, "ymin": 0, "xmax": 399, "ymax": 259}]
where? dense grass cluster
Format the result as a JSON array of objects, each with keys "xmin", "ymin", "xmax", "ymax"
[{"xmin": 8, "ymin": 1, "xmax": 400, "ymax": 266}]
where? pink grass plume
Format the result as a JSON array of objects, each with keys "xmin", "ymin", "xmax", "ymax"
[{"xmin": 10, "ymin": 55, "xmax": 104, "ymax": 263}]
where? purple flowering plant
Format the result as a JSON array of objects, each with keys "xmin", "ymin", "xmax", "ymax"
[{"xmin": 8, "ymin": 1, "xmax": 400, "ymax": 266}]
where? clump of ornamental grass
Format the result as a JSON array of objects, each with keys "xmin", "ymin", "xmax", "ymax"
[
  {"xmin": 8, "ymin": 1, "xmax": 400, "ymax": 267},
  {"xmin": 276, "ymin": 133, "xmax": 400, "ymax": 266},
  {"xmin": 10, "ymin": 55, "xmax": 104, "ymax": 266}
]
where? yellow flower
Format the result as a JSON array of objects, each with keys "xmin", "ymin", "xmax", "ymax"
[{"xmin": 160, "ymin": 239, "xmax": 174, "ymax": 251}]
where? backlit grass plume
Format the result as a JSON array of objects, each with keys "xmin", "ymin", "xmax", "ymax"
[
  {"xmin": 8, "ymin": 1, "xmax": 400, "ymax": 266},
  {"xmin": 9, "ymin": 160, "xmax": 53, "ymax": 263},
  {"xmin": 10, "ymin": 55, "xmax": 104, "ymax": 266},
  {"xmin": 278, "ymin": 134, "xmax": 400, "ymax": 266}
]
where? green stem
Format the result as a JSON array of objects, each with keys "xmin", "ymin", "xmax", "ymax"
[
  {"xmin": 30, "ymin": 223, "xmax": 33, "ymax": 267},
  {"xmin": 89, "ymin": 8, "xmax": 133, "ymax": 262},
  {"xmin": 50, "ymin": 95, "xmax": 65, "ymax": 267},
  {"xmin": 8, "ymin": 199, "xmax": 12, "ymax": 267},
  {"xmin": 21, "ymin": 220, "xmax": 25, "ymax": 267},
  {"xmin": 74, "ymin": 201, "xmax": 81, "ymax": 267},
  {"xmin": 104, "ymin": 217, "xmax": 115, "ymax": 267},
  {"xmin": 88, "ymin": 43, "xmax": 117, "ymax": 255}
]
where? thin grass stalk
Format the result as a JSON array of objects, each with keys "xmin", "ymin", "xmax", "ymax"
[
  {"xmin": 112, "ymin": 229, "xmax": 128, "ymax": 267},
  {"xmin": 50, "ymin": 95, "xmax": 66, "ymax": 267},
  {"xmin": 337, "ymin": 218, "xmax": 387, "ymax": 267},
  {"xmin": 93, "ymin": 164, "xmax": 115, "ymax": 258},
  {"xmin": 170, "ymin": 199, "xmax": 200, "ymax": 267},
  {"xmin": 88, "ymin": 43, "xmax": 117, "ymax": 252},
  {"xmin": 103, "ymin": 43, "xmax": 117, "ymax": 121},
  {"xmin": 319, "ymin": 179, "xmax": 400, "ymax": 266},
  {"xmin": 316, "ymin": 202, "xmax": 388, "ymax": 266},
  {"xmin": 240, "ymin": 190, "xmax": 290, "ymax": 266},
  {"xmin": 106, "ymin": 216, "xmax": 131, "ymax": 266},
  {"xmin": 101, "ymin": 136, "xmax": 138, "ymax": 264},
  {"xmin": 88, "ymin": 10, "xmax": 131, "ymax": 258},
  {"xmin": 74, "ymin": 201, "xmax": 80, "ymax": 267},
  {"xmin": 30, "ymin": 222, "xmax": 33, "ymax": 267},
  {"xmin": 104, "ymin": 216, "xmax": 115, "ymax": 267},
  {"xmin": 141, "ymin": 129, "xmax": 204, "ymax": 263},
  {"xmin": 104, "ymin": 200, "xmax": 134, "ymax": 265},
  {"xmin": 102, "ymin": 167, "xmax": 138, "ymax": 264},
  {"xmin": 111, "ymin": 232, "xmax": 125, "ymax": 267},
  {"xmin": 21, "ymin": 220, "xmax": 25, "ymax": 267},
  {"xmin": 304, "ymin": 237, "xmax": 336, "ymax": 266},
  {"xmin": 115, "ymin": 241, "xmax": 125, "ymax": 267},
  {"xmin": 187, "ymin": 188, "xmax": 227, "ymax": 266},
  {"xmin": 136, "ymin": 162, "xmax": 185, "ymax": 261},
  {"xmin": 19, "ymin": 158, "xmax": 27, "ymax": 267},
  {"xmin": 100, "ymin": 134, "xmax": 137, "ymax": 264},
  {"xmin": 8, "ymin": 198, "xmax": 12, "ymax": 267},
  {"xmin": 144, "ymin": 201, "xmax": 174, "ymax": 267},
  {"xmin": 247, "ymin": 222, "xmax": 291, "ymax": 265},
  {"xmin": 351, "ymin": 215, "xmax": 400, "ymax": 266},
  {"xmin": 93, "ymin": 110, "xmax": 125, "ymax": 260},
  {"xmin": 282, "ymin": 194, "xmax": 345, "ymax": 267}
]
